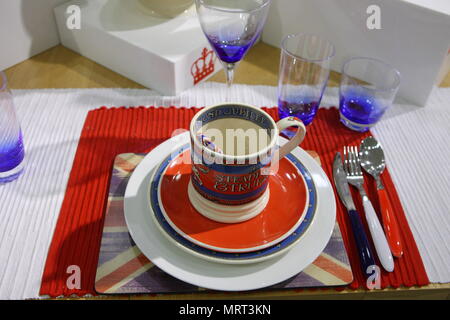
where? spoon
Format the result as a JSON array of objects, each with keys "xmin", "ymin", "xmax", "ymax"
[{"xmin": 360, "ymin": 137, "xmax": 403, "ymax": 258}]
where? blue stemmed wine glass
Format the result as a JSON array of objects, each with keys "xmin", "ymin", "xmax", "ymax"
[{"xmin": 195, "ymin": 0, "xmax": 271, "ymax": 87}]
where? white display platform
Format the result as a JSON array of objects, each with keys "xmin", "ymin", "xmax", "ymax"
[{"xmin": 54, "ymin": 0, "xmax": 222, "ymax": 95}]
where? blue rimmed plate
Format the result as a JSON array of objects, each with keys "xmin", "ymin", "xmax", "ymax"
[{"xmin": 148, "ymin": 143, "xmax": 317, "ymax": 264}]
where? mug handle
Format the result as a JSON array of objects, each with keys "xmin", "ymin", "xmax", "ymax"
[{"xmin": 275, "ymin": 117, "xmax": 306, "ymax": 160}]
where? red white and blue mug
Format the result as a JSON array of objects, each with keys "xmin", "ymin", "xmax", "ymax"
[{"xmin": 188, "ymin": 103, "xmax": 306, "ymax": 223}]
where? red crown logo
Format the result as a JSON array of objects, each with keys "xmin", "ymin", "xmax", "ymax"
[{"xmin": 191, "ymin": 47, "xmax": 215, "ymax": 85}]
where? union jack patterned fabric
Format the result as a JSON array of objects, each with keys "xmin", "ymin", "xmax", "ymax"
[{"xmin": 95, "ymin": 153, "xmax": 353, "ymax": 294}]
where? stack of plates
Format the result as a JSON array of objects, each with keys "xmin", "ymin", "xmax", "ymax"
[{"xmin": 124, "ymin": 132, "xmax": 336, "ymax": 291}]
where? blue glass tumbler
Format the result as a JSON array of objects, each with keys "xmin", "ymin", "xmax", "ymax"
[
  {"xmin": 277, "ymin": 33, "xmax": 335, "ymax": 137},
  {"xmin": 0, "ymin": 71, "xmax": 25, "ymax": 183},
  {"xmin": 339, "ymin": 57, "xmax": 401, "ymax": 132}
]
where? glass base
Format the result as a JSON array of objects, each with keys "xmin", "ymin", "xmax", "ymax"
[
  {"xmin": 0, "ymin": 159, "xmax": 25, "ymax": 184},
  {"xmin": 339, "ymin": 112, "xmax": 375, "ymax": 132}
]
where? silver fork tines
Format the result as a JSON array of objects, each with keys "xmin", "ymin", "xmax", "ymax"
[{"xmin": 344, "ymin": 146, "xmax": 364, "ymax": 191}]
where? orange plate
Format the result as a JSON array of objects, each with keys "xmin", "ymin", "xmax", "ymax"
[{"xmin": 159, "ymin": 150, "xmax": 308, "ymax": 251}]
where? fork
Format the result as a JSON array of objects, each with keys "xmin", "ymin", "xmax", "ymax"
[{"xmin": 344, "ymin": 146, "xmax": 394, "ymax": 272}]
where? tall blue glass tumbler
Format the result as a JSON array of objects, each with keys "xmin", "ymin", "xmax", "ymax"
[
  {"xmin": 0, "ymin": 71, "xmax": 25, "ymax": 183},
  {"xmin": 339, "ymin": 57, "xmax": 401, "ymax": 132},
  {"xmin": 278, "ymin": 33, "xmax": 335, "ymax": 137}
]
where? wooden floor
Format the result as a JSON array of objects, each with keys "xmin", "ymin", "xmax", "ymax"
[
  {"xmin": 7, "ymin": 43, "xmax": 448, "ymax": 90},
  {"xmin": 4, "ymin": 43, "xmax": 450, "ymax": 300}
]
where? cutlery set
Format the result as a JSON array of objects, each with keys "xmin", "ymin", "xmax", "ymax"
[{"xmin": 333, "ymin": 137, "xmax": 403, "ymax": 278}]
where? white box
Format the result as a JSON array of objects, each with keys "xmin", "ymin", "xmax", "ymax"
[
  {"xmin": 54, "ymin": 0, "xmax": 222, "ymax": 95},
  {"xmin": 262, "ymin": 0, "xmax": 450, "ymax": 106}
]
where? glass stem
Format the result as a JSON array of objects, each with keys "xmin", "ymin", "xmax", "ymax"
[{"xmin": 224, "ymin": 62, "xmax": 236, "ymax": 88}]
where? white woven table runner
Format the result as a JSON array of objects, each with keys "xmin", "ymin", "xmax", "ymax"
[{"xmin": 0, "ymin": 83, "xmax": 449, "ymax": 299}]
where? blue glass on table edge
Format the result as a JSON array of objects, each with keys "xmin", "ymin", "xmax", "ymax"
[
  {"xmin": 339, "ymin": 92, "xmax": 387, "ymax": 132},
  {"xmin": 0, "ymin": 130, "xmax": 25, "ymax": 183}
]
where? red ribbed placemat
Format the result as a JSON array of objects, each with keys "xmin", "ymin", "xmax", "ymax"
[{"xmin": 40, "ymin": 106, "xmax": 428, "ymax": 297}]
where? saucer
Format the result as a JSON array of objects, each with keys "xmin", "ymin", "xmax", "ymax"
[
  {"xmin": 124, "ymin": 131, "xmax": 336, "ymax": 290},
  {"xmin": 151, "ymin": 145, "xmax": 315, "ymax": 257}
]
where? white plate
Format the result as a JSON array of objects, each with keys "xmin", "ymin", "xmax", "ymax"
[{"xmin": 124, "ymin": 132, "xmax": 336, "ymax": 291}]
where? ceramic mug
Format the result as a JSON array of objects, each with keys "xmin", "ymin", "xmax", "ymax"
[{"xmin": 188, "ymin": 103, "xmax": 306, "ymax": 223}]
